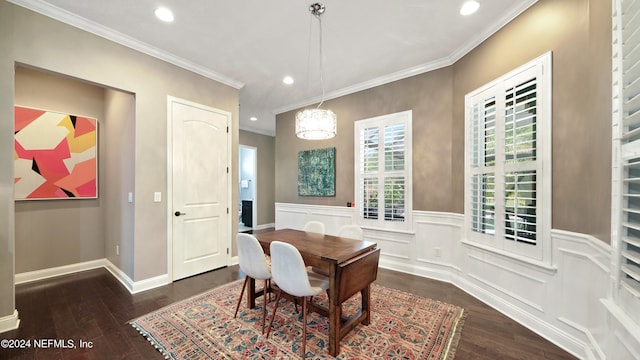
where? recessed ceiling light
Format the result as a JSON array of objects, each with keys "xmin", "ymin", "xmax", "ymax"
[
  {"xmin": 155, "ymin": 7, "xmax": 174, "ymax": 22},
  {"xmin": 250, "ymin": 117, "xmax": 258, "ymax": 121},
  {"xmin": 460, "ymin": 1, "xmax": 480, "ymax": 16},
  {"xmin": 283, "ymin": 76, "xmax": 294, "ymax": 85}
]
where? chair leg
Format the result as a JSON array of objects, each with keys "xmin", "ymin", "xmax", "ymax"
[
  {"xmin": 234, "ymin": 276, "xmax": 250, "ymax": 318},
  {"xmin": 265, "ymin": 279, "xmax": 270, "ymax": 303},
  {"xmin": 266, "ymin": 289, "xmax": 282, "ymax": 339},
  {"xmin": 261, "ymin": 279, "xmax": 268, "ymax": 334},
  {"xmin": 302, "ymin": 296, "xmax": 308, "ymax": 358},
  {"xmin": 267, "ymin": 279, "xmax": 274, "ymax": 302}
]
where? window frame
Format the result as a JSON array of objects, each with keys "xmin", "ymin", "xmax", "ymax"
[
  {"xmin": 464, "ymin": 52, "xmax": 552, "ymax": 264},
  {"xmin": 354, "ymin": 110, "xmax": 413, "ymax": 231}
]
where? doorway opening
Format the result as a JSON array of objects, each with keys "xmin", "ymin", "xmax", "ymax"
[{"xmin": 239, "ymin": 145, "xmax": 257, "ymax": 233}]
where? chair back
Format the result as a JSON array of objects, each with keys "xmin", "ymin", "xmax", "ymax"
[
  {"xmin": 338, "ymin": 224, "xmax": 364, "ymax": 240},
  {"xmin": 303, "ymin": 221, "xmax": 325, "ymax": 234},
  {"xmin": 270, "ymin": 241, "xmax": 319, "ymax": 297},
  {"xmin": 237, "ymin": 233, "xmax": 271, "ymax": 280}
]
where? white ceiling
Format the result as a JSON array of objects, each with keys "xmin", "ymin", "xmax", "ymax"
[{"xmin": 10, "ymin": 0, "xmax": 537, "ymax": 136}]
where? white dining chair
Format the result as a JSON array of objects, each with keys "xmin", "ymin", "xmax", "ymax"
[
  {"xmin": 266, "ymin": 241, "xmax": 329, "ymax": 358},
  {"xmin": 234, "ymin": 233, "xmax": 272, "ymax": 334},
  {"xmin": 303, "ymin": 221, "xmax": 329, "ymax": 276},
  {"xmin": 303, "ymin": 220, "xmax": 325, "ymax": 234},
  {"xmin": 337, "ymin": 224, "xmax": 364, "ymax": 240}
]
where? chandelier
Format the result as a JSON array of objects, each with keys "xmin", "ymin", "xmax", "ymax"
[{"xmin": 295, "ymin": 3, "xmax": 337, "ymax": 140}]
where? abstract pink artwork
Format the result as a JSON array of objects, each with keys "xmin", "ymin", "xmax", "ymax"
[{"xmin": 14, "ymin": 105, "xmax": 97, "ymax": 200}]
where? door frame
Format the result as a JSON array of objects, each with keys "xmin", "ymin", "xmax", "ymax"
[
  {"xmin": 166, "ymin": 95, "xmax": 232, "ymax": 281},
  {"xmin": 239, "ymin": 144, "xmax": 257, "ymax": 229}
]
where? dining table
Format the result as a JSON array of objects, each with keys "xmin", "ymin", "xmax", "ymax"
[{"xmin": 249, "ymin": 228, "xmax": 380, "ymax": 357}]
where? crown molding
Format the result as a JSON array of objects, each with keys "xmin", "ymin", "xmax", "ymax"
[
  {"xmin": 7, "ymin": 0, "xmax": 245, "ymax": 90},
  {"xmin": 8, "ymin": 0, "xmax": 538, "ymax": 113},
  {"xmin": 272, "ymin": 56, "xmax": 453, "ymax": 115},
  {"xmin": 273, "ymin": 0, "xmax": 538, "ymax": 115},
  {"xmin": 448, "ymin": 0, "xmax": 539, "ymax": 63}
]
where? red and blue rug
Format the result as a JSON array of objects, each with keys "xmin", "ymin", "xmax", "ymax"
[{"xmin": 130, "ymin": 279, "xmax": 465, "ymax": 359}]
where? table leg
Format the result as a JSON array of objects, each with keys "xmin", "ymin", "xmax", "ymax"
[
  {"xmin": 328, "ymin": 263, "xmax": 340, "ymax": 357},
  {"xmin": 362, "ymin": 284, "xmax": 371, "ymax": 325},
  {"xmin": 246, "ymin": 277, "xmax": 256, "ymax": 309}
]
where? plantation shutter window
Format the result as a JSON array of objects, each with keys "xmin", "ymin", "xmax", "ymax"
[
  {"xmin": 465, "ymin": 53, "xmax": 551, "ymax": 262},
  {"xmin": 613, "ymin": 0, "xmax": 640, "ymax": 305},
  {"xmin": 355, "ymin": 111, "xmax": 412, "ymax": 231}
]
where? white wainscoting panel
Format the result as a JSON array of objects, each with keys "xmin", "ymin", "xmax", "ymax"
[
  {"xmin": 552, "ymin": 230, "xmax": 611, "ymax": 359},
  {"xmin": 406, "ymin": 211, "xmax": 463, "ymax": 282},
  {"xmin": 465, "ymin": 249, "xmax": 547, "ymax": 313},
  {"xmin": 275, "ymin": 203, "xmax": 355, "ymax": 234},
  {"xmin": 365, "ymin": 229, "xmax": 412, "ymax": 261},
  {"xmin": 602, "ymin": 298, "xmax": 640, "ymax": 360},
  {"xmin": 274, "ymin": 203, "xmax": 640, "ymax": 360}
]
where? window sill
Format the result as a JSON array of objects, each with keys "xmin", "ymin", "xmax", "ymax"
[{"xmin": 461, "ymin": 239, "xmax": 557, "ymax": 274}]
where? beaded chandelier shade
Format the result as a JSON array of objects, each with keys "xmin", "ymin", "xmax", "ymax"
[{"xmin": 295, "ymin": 108, "xmax": 336, "ymax": 140}]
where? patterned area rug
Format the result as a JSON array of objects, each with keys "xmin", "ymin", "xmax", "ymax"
[{"xmin": 130, "ymin": 280, "xmax": 465, "ymax": 359}]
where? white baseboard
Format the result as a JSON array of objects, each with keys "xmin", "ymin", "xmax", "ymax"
[
  {"xmin": 15, "ymin": 259, "xmax": 106, "ymax": 285},
  {"xmin": 14, "ymin": 259, "xmax": 170, "ymax": 295},
  {"xmin": 103, "ymin": 259, "xmax": 135, "ymax": 292},
  {"xmin": 131, "ymin": 273, "xmax": 171, "ymax": 294},
  {"xmin": 0, "ymin": 310, "xmax": 19, "ymax": 334},
  {"xmin": 104, "ymin": 259, "xmax": 170, "ymax": 294},
  {"xmin": 254, "ymin": 223, "xmax": 275, "ymax": 230},
  {"xmin": 379, "ymin": 257, "xmax": 456, "ymax": 284}
]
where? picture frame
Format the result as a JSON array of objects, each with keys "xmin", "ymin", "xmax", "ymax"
[
  {"xmin": 298, "ymin": 147, "xmax": 335, "ymax": 197},
  {"xmin": 14, "ymin": 105, "xmax": 98, "ymax": 200}
]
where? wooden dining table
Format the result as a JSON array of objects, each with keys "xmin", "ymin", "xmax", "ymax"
[{"xmin": 249, "ymin": 228, "xmax": 380, "ymax": 357}]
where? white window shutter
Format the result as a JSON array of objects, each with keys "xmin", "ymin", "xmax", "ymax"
[
  {"xmin": 618, "ymin": 0, "xmax": 640, "ymax": 296},
  {"xmin": 355, "ymin": 111, "xmax": 412, "ymax": 230},
  {"xmin": 465, "ymin": 53, "xmax": 550, "ymax": 261}
]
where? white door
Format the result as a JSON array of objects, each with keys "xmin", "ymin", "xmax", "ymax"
[{"xmin": 170, "ymin": 97, "xmax": 230, "ymax": 280}]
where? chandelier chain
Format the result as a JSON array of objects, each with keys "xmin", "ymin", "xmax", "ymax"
[{"xmin": 311, "ymin": 4, "xmax": 326, "ymax": 109}]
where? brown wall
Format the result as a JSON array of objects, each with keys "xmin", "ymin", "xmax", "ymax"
[
  {"xmin": 103, "ymin": 89, "xmax": 136, "ymax": 276},
  {"xmin": 14, "ymin": 66, "xmax": 139, "ymax": 277},
  {"xmin": 14, "ymin": 66, "xmax": 107, "ymax": 273},
  {"xmin": 239, "ymin": 130, "xmax": 276, "ymax": 227},
  {"xmin": 275, "ymin": 0, "xmax": 612, "ymax": 243},
  {"xmin": 452, "ymin": 0, "xmax": 612, "ymax": 242},
  {"xmin": 0, "ymin": 0, "xmax": 239, "ymax": 320},
  {"xmin": 276, "ymin": 67, "xmax": 454, "ymax": 211}
]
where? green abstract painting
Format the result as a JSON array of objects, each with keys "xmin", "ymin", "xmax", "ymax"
[{"xmin": 298, "ymin": 147, "xmax": 336, "ymax": 196}]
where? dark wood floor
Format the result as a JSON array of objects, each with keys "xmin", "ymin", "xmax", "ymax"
[{"xmin": 0, "ymin": 265, "xmax": 578, "ymax": 359}]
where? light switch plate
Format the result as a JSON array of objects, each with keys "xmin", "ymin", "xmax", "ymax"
[{"xmin": 154, "ymin": 192, "xmax": 161, "ymax": 202}]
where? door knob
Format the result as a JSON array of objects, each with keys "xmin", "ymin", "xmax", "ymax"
[{"xmin": 174, "ymin": 211, "xmax": 186, "ymax": 216}]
